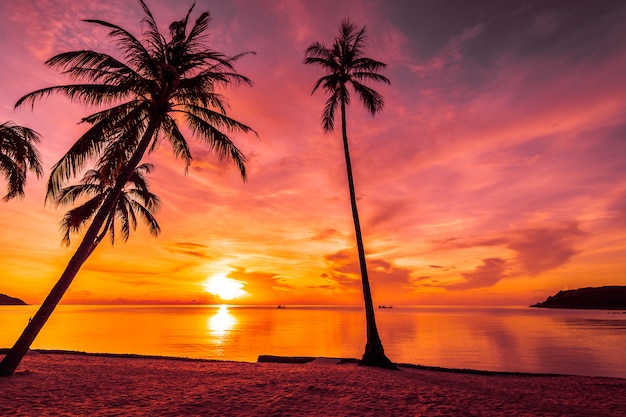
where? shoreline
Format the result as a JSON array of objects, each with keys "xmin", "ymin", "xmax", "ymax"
[
  {"xmin": 2, "ymin": 350, "xmax": 625, "ymax": 416},
  {"xmin": 5, "ymin": 347, "xmax": 621, "ymax": 379}
]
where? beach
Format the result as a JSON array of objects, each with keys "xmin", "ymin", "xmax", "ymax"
[{"xmin": 1, "ymin": 351, "xmax": 624, "ymax": 416}]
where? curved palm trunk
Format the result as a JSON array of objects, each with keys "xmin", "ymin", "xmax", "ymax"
[
  {"xmin": 340, "ymin": 101, "xmax": 396, "ymax": 370},
  {"xmin": 0, "ymin": 121, "xmax": 159, "ymax": 377}
]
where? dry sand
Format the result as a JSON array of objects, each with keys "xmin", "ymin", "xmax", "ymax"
[{"xmin": 1, "ymin": 351, "xmax": 625, "ymax": 416}]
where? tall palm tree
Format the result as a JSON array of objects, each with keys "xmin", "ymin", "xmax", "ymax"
[
  {"xmin": 0, "ymin": 0, "xmax": 255, "ymax": 376},
  {"xmin": 57, "ymin": 162, "xmax": 161, "ymax": 254},
  {"xmin": 0, "ymin": 121, "xmax": 43, "ymax": 200},
  {"xmin": 304, "ymin": 19, "xmax": 394, "ymax": 369}
]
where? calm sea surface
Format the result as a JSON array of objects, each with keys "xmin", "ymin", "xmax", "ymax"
[{"xmin": 1, "ymin": 305, "xmax": 625, "ymax": 378}]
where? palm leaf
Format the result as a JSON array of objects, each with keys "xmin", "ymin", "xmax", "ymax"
[
  {"xmin": 15, "ymin": 84, "xmax": 129, "ymax": 110},
  {"xmin": 0, "ymin": 121, "xmax": 43, "ymax": 200},
  {"xmin": 60, "ymin": 194, "xmax": 104, "ymax": 246},
  {"xmin": 158, "ymin": 116, "xmax": 192, "ymax": 170},
  {"xmin": 351, "ymin": 81, "xmax": 385, "ymax": 114},
  {"xmin": 184, "ymin": 112, "xmax": 247, "ymax": 180},
  {"xmin": 83, "ymin": 18, "xmax": 156, "ymax": 76}
]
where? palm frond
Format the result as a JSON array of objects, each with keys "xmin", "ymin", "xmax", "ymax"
[
  {"xmin": 321, "ymin": 94, "xmax": 339, "ymax": 132},
  {"xmin": 83, "ymin": 18, "xmax": 156, "ymax": 77},
  {"xmin": 138, "ymin": 0, "xmax": 160, "ymax": 38},
  {"xmin": 106, "ymin": 213, "xmax": 116, "ymax": 244},
  {"xmin": 56, "ymin": 182, "xmax": 106, "ymax": 207},
  {"xmin": 0, "ymin": 154, "xmax": 26, "ymax": 200},
  {"xmin": 134, "ymin": 162, "xmax": 155, "ymax": 177},
  {"xmin": 0, "ymin": 121, "xmax": 43, "ymax": 200},
  {"xmin": 45, "ymin": 50, "xmax": 140, "ymax": 85},
  {"xmin": 187, "ymin": 11, "xmax": 211, "ymax": 45},
  {"xmin": 312, "ymin": 74, "xmax": 339, "ymax": 95},
  {"xmin": 79, "ymin": 100, "xmax": 142, "ymax": 126},
  {"xmin": 129, "ymin": 187, "xmax": 160, "ymax": 211},
  {"xmin": 182, "ymin": 104, "xmax": 255, "ymax": 134},
  {"xmin": 352, "ymin": 81, "xmax": 385, "ymax": 114},
  {"xmin": 59, "ymin": 194, "xmax": 104, "ymax": 246},
  {"xmin": 352, "ymin": 57, "xmax": 388, "ymax": 73},
  {"xmin": 0, "ymin": 122, "xmax": 43, "ymax": 186},
  {"xmin": 15, "ymin": 84, "xmax": 129, "ymax": 110},
  {"xmin": 159, "ymin": 116, "xmax": 192, "ymax": 170},
  {"xmin": 137, "ymin": 0, "xmax": 167, "ymax": 64},
  {"xmin": 304, "ymin": 42, "xmax": 332, "ymax": 60},
  {"xmin": 46, "ymin": 124, "xmax": 109, "ymax": 201},
  {"xmin": 116, "ymin": 198, "xmax": 133, "ymax": 242},
  {"xmin": 128, "ymin": 198, "xmax": 161, "ymax": 237},
  {"xmin": 350, "ymin": 23, "xmax": 368, "ymax": 55},
  {"xmin": 184, "ymin": 111, "xmax": 247, "ymax": 180},
  {"xmin": 352, "ymin": 71, "xmax": 390, "ymax": 85}
]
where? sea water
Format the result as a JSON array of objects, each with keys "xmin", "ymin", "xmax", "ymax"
[{"xmin": 1, "ymin": 305, "xmax": 625, "ymax": 378}]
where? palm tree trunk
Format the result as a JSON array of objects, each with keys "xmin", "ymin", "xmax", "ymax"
[
  {"xmin": 0, "ymin": 121, "xmax": 159, "ymax": 377},
  {"xmin": 340, "ymin": 101, "xmax": 396, "ymax": 370}
]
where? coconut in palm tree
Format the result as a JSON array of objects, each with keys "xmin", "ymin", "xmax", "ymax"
[
  {"xmin": 304, "ymin": 19, "xmax": 395, "ymax": 369},
  {"xmin": 0, "ymin": 0, "xmax": 255, "ymax": 376},
  {"xmin": 0, "ymin": 121, "xmax": 43, "ymax": 201}
]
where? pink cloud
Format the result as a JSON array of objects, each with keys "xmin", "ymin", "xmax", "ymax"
[
  {"xmin": 432, "ymin": 222, "xmax": 586, "ymax": 290},
  {"xmin": 452, "ymin": 258, "xmax": 509, "ymax": 290}
]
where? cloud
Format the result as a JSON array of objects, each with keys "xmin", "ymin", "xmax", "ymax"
[
  {"xmin": 321, "ymin": 249, "xmax": 361, "ymax": 289},
  {"xmin": 82, "ymin": 264, "xmax": 158, "ymax": 276},
  {"xmin": 311, "ymin": 228, "xmax": 342, "ymax": 241},
  {"xmin": 409, "ymin": 24, "xmax": 484, "ymax": 75},
  {"xmin": 450, "ymin": 258, "xmax": 509, "ymax": 290},
  {"xmin": 163, "ymin": 241, "xmax": 212, "ymax": 259},
  {"xmin": 227, "ymin": 266, "xmax": 293, "ymax": 294},
  {"xmin": 321, "ymin": 248, "xmax": 413, "ymax": 293},
  {"xmin": 437, "ymin": 222, "xmax": 585, "ymax": 290},
  {"xmin": 509, "ymin": 223, "xmax": 584, "ymax": 276}
]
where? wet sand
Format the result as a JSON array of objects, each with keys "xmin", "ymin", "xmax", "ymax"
[{"xmin": 1, "ymin": 351, "xmax": 624, "ymax": 416}]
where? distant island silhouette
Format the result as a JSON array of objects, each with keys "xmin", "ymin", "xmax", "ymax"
[
  {"xmin": 0, "ymin": 294, "xmax": 27, "ymax": 305},
  {"xmin": 531, "ymin": 286, "xmax": 626, "ymax": 310}
]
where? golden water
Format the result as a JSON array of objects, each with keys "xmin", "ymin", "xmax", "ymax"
[{"xmin": 1, "ymin": 305, "xmax": 625, "ymax": 378}]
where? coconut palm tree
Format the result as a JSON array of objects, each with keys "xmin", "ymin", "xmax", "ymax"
[
  {"xmin": 304, "ymin": 19, "xmax": 394, "ymax": 369},
  {"xmin": 0, "ymin": 121, "xmax": 43, "ymax": 200},
  {"xmin": 0, "ymin": 0, "xmax": 255, "ymax": 376},
  {"xmin": 57, "ymin": 162, "xmax": 161, "ymax": 253}
]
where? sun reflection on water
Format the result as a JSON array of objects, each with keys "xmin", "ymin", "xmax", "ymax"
[{"xmin": 208, "ymin": 305, "xmax": 237, "ymax": 339}]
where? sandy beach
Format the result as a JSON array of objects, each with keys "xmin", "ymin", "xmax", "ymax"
[{"xmin": 1, "ymin": 351, "xmax": 624, "ymax": 416}]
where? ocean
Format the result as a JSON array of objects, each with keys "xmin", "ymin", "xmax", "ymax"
[{"xmin": 1, "ymin": 304, "xmax": 625, "ymax": 378}]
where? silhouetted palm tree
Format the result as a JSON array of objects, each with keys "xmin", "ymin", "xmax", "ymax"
[
  {"xmin": 0, "ymin": 0, "xmax": 254, "ymax": 376},
  {"xmin": 57, "ymin": 162, "xmax": 160, "ymax": 253},
  {"xmin": 0, "ymin": 121, "xmax": 43, "ymax": 200},
  {"xmin": 304, "ymin": 19, "xmax": 394, "ymax": 369}
]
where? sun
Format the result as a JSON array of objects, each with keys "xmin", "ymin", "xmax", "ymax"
[{"xmin": 203, "ymin": 273, "xmax": 249, "ymax": 301}]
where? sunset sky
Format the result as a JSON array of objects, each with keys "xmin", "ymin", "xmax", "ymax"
[{"xmin": 1, "ymin": 0, "xmax": 625, "ymax": 306}]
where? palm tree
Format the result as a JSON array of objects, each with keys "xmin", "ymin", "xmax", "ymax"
[
  {"xmin": 57, "ymin": 162, "xmax": 161, "ymax": 254},
  {"xmin": 0, "ymin": 0, "xmax": 255, "ymax": 376},
  {"xmin": 304, "ymin": 19, "xmax": 394, "ymax": 369},
  {"xmin": 0, "ymin": 121, "xmax": 43, "ymax": 200}
]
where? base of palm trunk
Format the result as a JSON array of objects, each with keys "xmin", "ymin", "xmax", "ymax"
[
  {"xmin": 358, "ymin": 343, "xmax": 398, "ymax": 370},
  {"xmin": 0, "ymin": 347, "xmax": 24, "ymax": 377}
]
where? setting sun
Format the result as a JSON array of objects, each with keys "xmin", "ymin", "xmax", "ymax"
[{"xmin": 204, "ymin": 273, "xmax": 249, "ymax": 301}]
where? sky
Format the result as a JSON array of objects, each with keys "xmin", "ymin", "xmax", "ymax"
[{"xmin": 1, "ymin": 0, "xmax": 625, "ymax": 306}]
